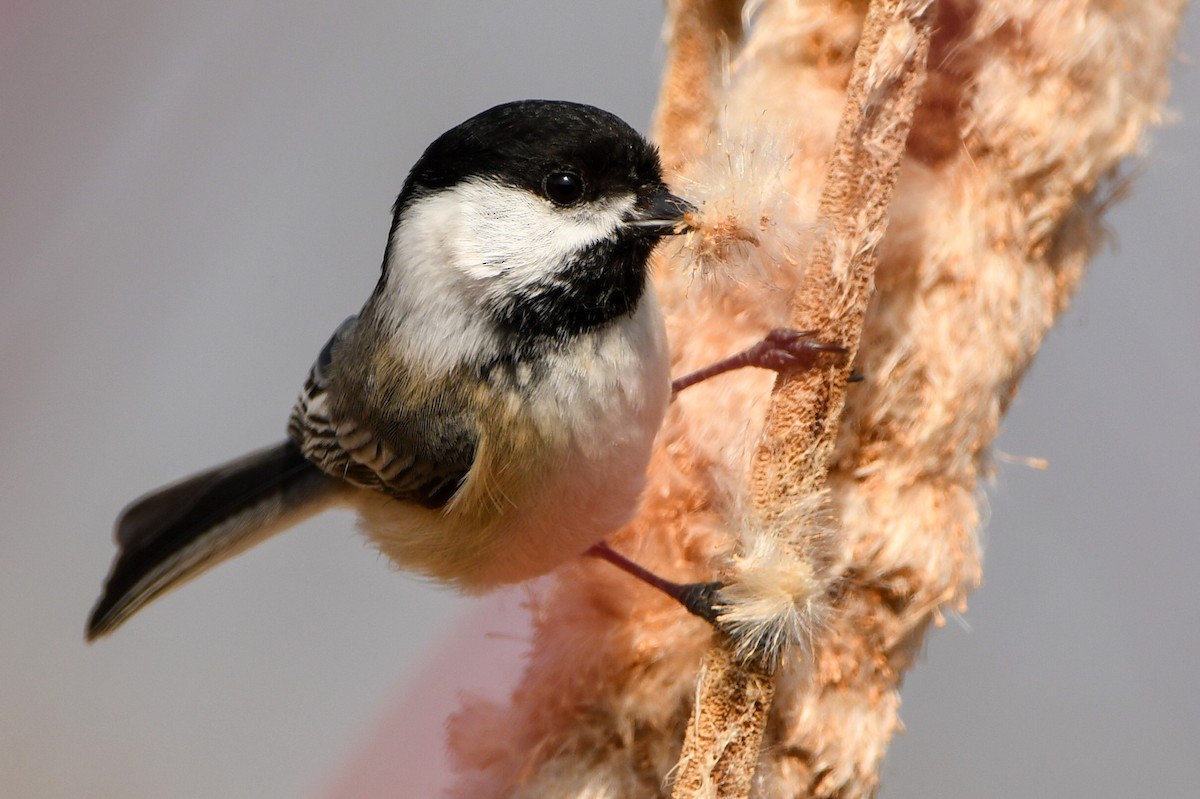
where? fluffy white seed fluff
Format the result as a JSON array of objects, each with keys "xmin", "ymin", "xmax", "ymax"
[
  {"xmin": 673, "ymin": 125, "xmax": 817, "ymax": 291},
  {"xmin": 712, "ymin": 488, "xmax": 832, "ymax": 668}
]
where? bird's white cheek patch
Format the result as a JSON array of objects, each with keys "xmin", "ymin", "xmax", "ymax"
[
  {"xmin": 436, "ymin": 180, "xmax": 635, "ymax": 294},
  {"xmin": 378, "ymin": 180, "xmax": 638, "ymax": 375}
]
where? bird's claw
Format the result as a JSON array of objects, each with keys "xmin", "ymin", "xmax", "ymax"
[
  {"xmin": 677, "ymin": 580, "xmax": 726, "ymax": 624},
  {"xmin": 744, "ymin": 328, "xmax": 848, "ymax": 374}
]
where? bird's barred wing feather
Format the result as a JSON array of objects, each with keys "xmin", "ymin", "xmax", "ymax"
[{"xmin": 287, "ymin": 316, "xmax": 469, "ymax": 508}]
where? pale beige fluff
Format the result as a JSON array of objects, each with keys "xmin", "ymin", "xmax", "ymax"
[{"xmin": 446, "ymin": 2, "xmax": 1186, "ymax": 797}]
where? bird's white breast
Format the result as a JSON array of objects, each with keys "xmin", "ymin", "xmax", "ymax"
[
  {"xmin": 478, "ymin": 284, "xmax": 671, "ymax": 585},
  {"xmin": 352, "ymin": 282, "xmax": 671, "ymax": 589},
  {"xmin": 352, "ymin": 173, "xmax": 673, "ymax": 587}
]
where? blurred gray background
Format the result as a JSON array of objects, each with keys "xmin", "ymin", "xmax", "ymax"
[{"xmin": 1, "ymin": 2, "xmax": 1196, "ymax": 797}]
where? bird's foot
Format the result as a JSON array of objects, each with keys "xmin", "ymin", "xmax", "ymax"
[{"xmin": 670, "ymin": 328, "xmax": 848, "ymax": 394}]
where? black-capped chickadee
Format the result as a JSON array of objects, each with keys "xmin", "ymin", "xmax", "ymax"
[
  {"xmin": 87, "ymin": 100, "xmax": 695, "ymax": 639},
  {"xmin": 87, "ymin": 100, "xmax": 840, "ymax": 640}
]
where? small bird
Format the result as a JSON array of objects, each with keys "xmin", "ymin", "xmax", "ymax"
[
  {"xmin": 87, "ymin": 100, "xmax": 840, "ymax": 640},
  {"xmin": 86, "ymin": 100, "xmax": 694, "ymax": 639}
]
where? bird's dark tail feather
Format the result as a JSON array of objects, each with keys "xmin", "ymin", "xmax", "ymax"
[{"xmin": 87, "ymin": 440, "xmax": 343, "ymax": 640}]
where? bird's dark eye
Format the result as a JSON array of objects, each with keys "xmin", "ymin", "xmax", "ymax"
[{"xmin": 543, "ymin": 171, "xmax": 585, "ymax": 206}]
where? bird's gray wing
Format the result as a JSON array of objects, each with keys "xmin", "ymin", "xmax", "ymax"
[
  {"xmin": 287, "ymin": 316, "xmax": 474, "ymax": 508},
  {"xmin": 87, "ymin": 317, "xmax": 472, "ymax": 640}
]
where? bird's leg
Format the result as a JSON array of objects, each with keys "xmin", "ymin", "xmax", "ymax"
[
  {"xmin": 670, "ymin": 328, "xmax": 848, "ymax": 395},
  {"xmin": 590, "ymin": 331, "xmax": 850, "ymax": 624},
  {"xmin": 585, "ymin": 541, "xmax": 723, "ymax": 623}
]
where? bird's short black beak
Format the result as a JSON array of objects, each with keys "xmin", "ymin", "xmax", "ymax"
[{"xmin": 625, "ymin": 189, "xmax": 695, "ymax": 238}]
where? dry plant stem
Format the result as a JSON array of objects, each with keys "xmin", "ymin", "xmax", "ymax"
[
  {"xmin": 752, "ymin": 0, "xmax": 935, "ymax": 506},
  {"xmin": 670, "ymin": 3, "xmax": 935, "ymax": 797},
  {"xmin": 670, "ymin": 646, "xmax": 774, "ymax": 799},
  {"xmin": 654, "ymin": 0, "xmax": 745, "ymax": 172},
  {"xmin": 445, "ymin": 2, "xmax": 1186, "ymax": 797}
]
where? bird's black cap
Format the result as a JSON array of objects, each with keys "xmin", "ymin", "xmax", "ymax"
[{"xmin": 392, "ymin": 100, "xmax": 665, "ymax": 216}]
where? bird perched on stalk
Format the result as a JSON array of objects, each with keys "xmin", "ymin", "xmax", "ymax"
[{"xmin": 87, "ymin": 100, "xmax": 840, "ymax": 640}]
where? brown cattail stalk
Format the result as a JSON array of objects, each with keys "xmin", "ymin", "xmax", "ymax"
[
  {"xmin": 446, "ymin": 2, "xmax": 1187, "ymax": 797},
  {"xmin": 671, "ymin": 2, "xmax": 935, "ymax": 795}
]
